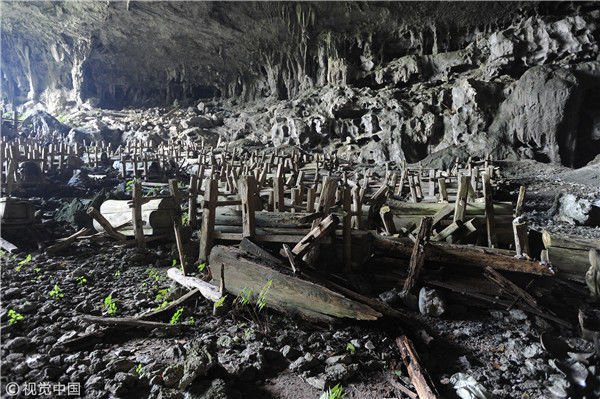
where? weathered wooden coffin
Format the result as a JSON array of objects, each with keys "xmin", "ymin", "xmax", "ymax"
[
  {"xmin": 94, "ymin": 198, "xmax": 175, "ymax": 236},
  {"xmin": 209, "ymin": 245, "xmax": 382, "ymax": 323}
]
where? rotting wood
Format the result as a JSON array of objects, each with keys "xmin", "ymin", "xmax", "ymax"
[
  {"xmin": 199, "ymin": 179, "xmax": 218, "ymax": 263},
  {"xmin": 372, "ymin": 233, "xmax": 554, "ymax": 275},
  {"xmin": 292, "ymin": 214, "xmax": 339, "ymax": 258},
  {"xmin": 396, "ymin": 335, "xmax": 440, "ymax": 399},
  {"xmin": 208, "ymin": 245, "xmax": 381, "ymax": 322},
  {"xmin": 454, "ymin": 174, "xmax": 469, "ymax": 222},
  {"xmin": 402, "ymin": 217, "xmax": 433, "ymax": 294}
]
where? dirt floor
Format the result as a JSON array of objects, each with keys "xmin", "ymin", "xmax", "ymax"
[{"xmin": 1, "ymin": 160, "xmax": 600, "ymax": 399}]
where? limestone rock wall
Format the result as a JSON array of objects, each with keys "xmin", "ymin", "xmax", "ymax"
[{"xmin": 2, "ymin": 2, "xmax": 600, "ymax": 166}]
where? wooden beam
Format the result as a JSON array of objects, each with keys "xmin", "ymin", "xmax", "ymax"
[{"xmin": 87, "ymin": 208, "xmax": 127, "ymax": 241}]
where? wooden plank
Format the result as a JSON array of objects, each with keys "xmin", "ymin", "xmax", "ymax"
[
  {"xmin": 402, "ymin": 217, "xmax": 433, "ymax": 293},
  {"xmin": 209, "ymin": 245, "xmax": 381, "ymax": 322},
  {"xmin": 396, "ymin": 336, "xmax": 440, "ymax": 399}
]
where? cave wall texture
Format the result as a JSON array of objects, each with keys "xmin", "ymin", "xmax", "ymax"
[{"xmin": 1, "ymin": 1, "xmax": 600, "ymax": 167}]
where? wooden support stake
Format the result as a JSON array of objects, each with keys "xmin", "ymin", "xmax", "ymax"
[
  {"xmin": 402, "ymin": 216, "xmax": 433, "ymax": 294},
  {"xmin": 513, "ymin": 217, "xmax": 530, "ymax": 258},
  {"xmin": 273, "ymin": 177, "xmax": 285, "ymax": 212},
  {"xmin": 131, "ymin": 181, "xmax": 146, "ymax": 249},
  {"xmin": 342, "ymin": 187, "xmax": 352, "ymax": 271},
  {"xmin": 437, "ymin": 177, "xmax": 448, "ymax": 202},
  {"xmin": 514, "ymin": 186, "xmax": 526, "ymax": 217},
  {"xmin": 169, "ymin": 179, "xmax": 190, "ymax": 275},
  {"xmin": 482, "ymin": 172, "xmax": 497, "ymax": 248},
  {"xmin": 238, "ymin": 175, "xmax": 257, "ymax": 239},
  {"xmin": 453, "ymin": 174, "xmax": 469, "ymax": 223},
  {"xmin": 188, "ymin": 175, "xmax": 198, "ymax": 229},
  {"xmin": 198, "ymin": 179, "xmax": 218, "ymax": 263}
]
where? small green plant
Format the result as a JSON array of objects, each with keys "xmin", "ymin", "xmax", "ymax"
[
  {"xmin": 214, "ymin": 295, "xmax": 227, "ymax": 309},
  {"xmin": 76, "ymin": 276, "xmax": 87, "ymax": 285},
  {"xmin": 170, "ymin": 308, "xmax": 184, "ymax": 324},
  {"xmin": 172, "ymin": 259, "xmax": 177, "ymax": 267},
  {"xmin": 346, "ymin": 342, "xmax": 356, "ymax": 355},
  {"xmin": 155, "ymin": 288, "xmax": 171, "ymax": 302},
  {"xmin": 234, "ymin": 287, "xmax": 253, "ymax": 306},
  {"xmin": 244, "ymin": 327, "xmax": 254, "ymax": 340},
  {"xmin": 320, "ymin": 384, "xmax": 345, "ymax": 399},
  {"xmin": 33, "ymin": 267, "xmax": 41, "ymax": 273},
  {"xmin": 181, "ymin": 212, "xmax": 189, "ymax": 225},
  {"xmin": 154, "ymin": 301, "xmax": 170, "ymax": 311},
  {"xmin": 8, "ymin": 310, "xmax": 23, "ymax": 325},
  {"xmin": 197, "ymin": 263, "xmax": 206, "ymax": 272},
  {"xmin": 114, "ymin": 270, "xmax": 121, "ymax": 277},
  {"xmin": 49, "ymin": 285, "xmax": 64, "ymax": 299},
  {"xmin": 104, "ymin": 295, "xmax": 117, "ymax": 315},
  {"xmin": 257, "ymin": 279, "xmax": 273, "ymax": 311},
  {"xmin": 125, "ymin": 178, "xmax": 140, "ymax": 192},
  {"xmin": 186, "ymin": 316, "xmax": 195, "ymax": 324},
  {"xmin": 135, "ymin": 364, "xmax": 143, "ymax": 374},
  {"xmin": 18, "ymin": 254, "xmax": 31, "ymax": 265}
]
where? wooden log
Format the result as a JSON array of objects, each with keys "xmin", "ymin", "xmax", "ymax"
[
  {"xmin": 386, "ymin": 199, "xmax": 513, "ymax": 216},
  {"xmin": 372, "ymin": 234, "xmax": 554, "ymax": 275},
  {"xmin": 209, "ymin": 245, "xmax": 381, "ymax": 322},
  {"xmin": 402, "ymin": 217, "xmax": 433, "ymax": 293},
  {"xmin": 396, "ymin": 336, "xmax": 440, "ymax": 399},
  {"xmin": 199, "ymin": 179, "xmax": 218, "ymax": 263},
  {"xmin": 167, "ymin": 267, "xmax": 223, "ymax": 302},
  {"xmin": 282, "ymin": 243, "xmax": 299, "ymax": 274}
]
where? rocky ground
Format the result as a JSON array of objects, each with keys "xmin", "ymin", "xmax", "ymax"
[{"xmin": 1, "ymin": 154, "xmax": 600, "ymax": 399}]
